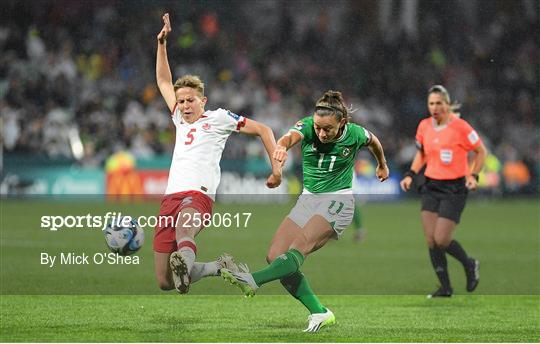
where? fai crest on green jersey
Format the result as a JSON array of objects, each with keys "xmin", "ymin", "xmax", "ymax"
[
  {"xmin": 294, "ymin": 121, "xmax": 304, "ymax": 130},
  {"xmin": 341, "ymin": 147, "xmax": 351, "ymax": 157}
]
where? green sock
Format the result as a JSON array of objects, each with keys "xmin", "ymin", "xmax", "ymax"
[
  {"xmin": 353, "ymin": 205, "xmax": 363, "ymax": 229},
  {"xmin": 280, "ymin": 271, "xmax": 326, "ymax": 314},
  {"xmin": 252, "ymin": 249, "xmax": 304, "ymax": 286}
]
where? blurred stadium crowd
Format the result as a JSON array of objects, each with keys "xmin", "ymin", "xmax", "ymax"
[{"xmin": 1, "ymin": 0, "xmax": 538, "ymax": 193}]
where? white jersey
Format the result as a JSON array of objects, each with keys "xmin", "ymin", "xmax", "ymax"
[{"xmin": 165, "ymin": 106, "xmax": 246, "ymax": 199}]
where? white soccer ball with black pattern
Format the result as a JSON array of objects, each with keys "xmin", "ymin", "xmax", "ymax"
[{"xmin": 104, "ymin": 217, "xmax": 144, "ymax": 255}]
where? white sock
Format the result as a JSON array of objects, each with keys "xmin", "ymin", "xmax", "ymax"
[
  {"xmin": 190, "ymin": 261, "xmax": 219, "ymax": 283},
  {"xmin": 177, "ymin": 236, "xmax": 197, "ymax": 273}
]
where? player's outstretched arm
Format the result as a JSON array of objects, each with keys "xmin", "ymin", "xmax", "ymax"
[
  {"xmin": 273, "ymin": 131, "xmax": 302, "ymax": 167},
  {"xmin": 367, "ymin": 133, "xmax": 389, "ymax": 182},
  {"xmin": 156, "ymin": 13, "xmax": 176, "ymax": 113},
  {"xmin": 239, "ymin": 119, "xmax": 282, "ymax": 188}
]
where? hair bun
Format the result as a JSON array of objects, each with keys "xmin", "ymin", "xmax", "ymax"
[
  {"xmin": 324, "ymin": 90, "xmax": 342, "ymax": 100},
  {"xmin": 315, "ymin": 90, "xmax": 351, "ymax": 123}
]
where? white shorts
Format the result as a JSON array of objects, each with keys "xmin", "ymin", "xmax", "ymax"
[{"xmin": 287, "ymin": 190, "xmax": 355, "ymax": 238}]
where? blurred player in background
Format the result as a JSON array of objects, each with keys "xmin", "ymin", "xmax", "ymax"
[
  {"xmin": 154, "ymin": 13, "xmax": 282, "ymax": 294},
  {"xmin": 222, "ymin": 91, "xmax": 389, "ymax": 331},
  {"xmin": 351, "ymin": 158, "xmax": 374, "ymax": 243},
  {"xmin": 400, "ymin": 85, "xmax": 487, "ymax": 298},
  {"xmin": 352, "ymin": 205, "xmax": 367, "ymax": 243}
]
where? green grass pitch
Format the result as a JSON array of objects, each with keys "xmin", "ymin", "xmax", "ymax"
[{"xmin": 1, "ymin": 198, "xmax": 539, "ymax": 342}]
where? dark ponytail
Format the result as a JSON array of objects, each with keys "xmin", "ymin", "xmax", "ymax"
[{"xmin": 314, "ymin": 90, "xmax": 351, "ymax": 123}]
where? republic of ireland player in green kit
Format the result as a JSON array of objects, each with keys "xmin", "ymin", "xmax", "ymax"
[
  {"xmin": 293, "ymin": 115, "xmax": 371, "ymax": 193},
  {"xmin": 222, "ymin": 91, "xmax": 389, "ymax": 332}
]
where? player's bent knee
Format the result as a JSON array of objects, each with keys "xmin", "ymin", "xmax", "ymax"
[
  {"xmin": 175, "ymin": 224, "xmax": 200, "ymax": 239},
  {"xmin": 434, "ymin": 238, "xmax": 450, "ymax": 249}
]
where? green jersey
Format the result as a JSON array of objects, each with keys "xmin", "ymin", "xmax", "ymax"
[{"xmin": 290, "ymin": 116, "xmax": 371, "ymax": 193}]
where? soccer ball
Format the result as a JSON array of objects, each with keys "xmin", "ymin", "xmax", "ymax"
[{"xmin": 104, "ymin": 217, "xmax": 144, "ymax": 255}]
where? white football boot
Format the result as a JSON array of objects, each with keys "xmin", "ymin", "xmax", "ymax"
[
  {"xmin": 221, "ymin": 268, "xmax": 258, "ymax": 297},
  {"xmin": 303, "ymin": 308, "xmax": 336, "ymax": 332},
  {"xmin": 216, "ymin": 253, "xmax": 250, "ymax": 274}
]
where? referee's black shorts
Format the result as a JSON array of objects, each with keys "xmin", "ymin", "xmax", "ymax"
[{"xmin": 421, "ymin": 177, "xmax": 468, "ymax": 224}]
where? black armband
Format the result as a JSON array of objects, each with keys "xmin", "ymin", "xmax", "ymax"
[{"xmin": 404, "ymin": 170, "xmax": 417, "ymax": 178}]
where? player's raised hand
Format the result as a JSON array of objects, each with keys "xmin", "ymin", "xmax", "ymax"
[
  {"xmin": 376, "ymin": 163, "xmax": 389, "ymax": 182},
  {"xmin": 157, "ymin": 13, "xmax": 172, "ymax": 44},
  {"xmin": 273, "ymin": 145, "xmax": 288, "ymax": 166}
]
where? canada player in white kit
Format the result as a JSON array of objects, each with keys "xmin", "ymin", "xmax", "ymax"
[
  {"xmin": 165, "ymin": 106, "xmax": 248, "ymax": 197},
  {"xmin": 154, "ymin": 13, "xmax": 282, "ymax": 293}
]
